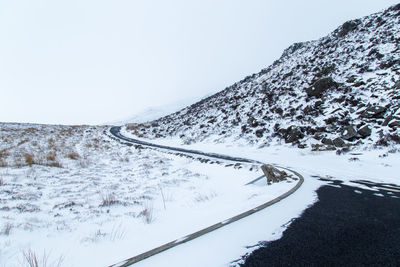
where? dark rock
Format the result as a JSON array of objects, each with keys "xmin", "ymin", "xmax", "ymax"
[
  {"xmin": 389, "ymin": 120, "xmax": 400, "ymax": 129},
  {"xmin": 247, "ymin": 117, "xmax": 259, "ymax": 127},
  {"xmin": 346, "ymin": 76, "xmax": 357, "ymax": 83},
  {"xmin": 380, "ymin": 59, "xmax": 400, "ymax": 69},
  {"xmin": 358, "ymin": 125, "xmax": 372, "ymax": 138},
  {"xmin": 315, "ymin": 100, "xmax": 323, "ymax": 107},
  {"xmin": 255, "ymin": 129, "xmax": 264, "ymax": 138},
  {"xmin": 394, "ymin": 81, "xmax": 400, "ymax": 89},
  {"xmin": 341, "ymin": 126, "xmax": 357, "ymax": 140},
  {"xmin": 333, "ymin": 137, "xmax": 346, "ymax": 148},
  {"xmin": 284, "ymin": 126, "xmax": 304, "ymax": 143},
  {"xmin": 360, "ymin": 105, "xmax": 387, "ymax": 118},
  {"xmin": 321, "ymin": 138, "xmax": 334, "ymax": 146},
  {"xmin": 281, "ymin": 42, "xmax": 305, "ymax": 58},
  {"xmin": 306, "ymin": 77, "xmax": 338, "ymax": 97},
  {"xmin": 303, "ymin": 105, "xmax": 314, "ymax": 115},
  {"xmin": 324, "ymin": 116, "xmax": 338, "ymax": 125},
  {"xmin": 338, "ymin": 20, "xmax": 359, "ymax": 37},
  {"xmin": 298, "ymin": 144, "xmax": 307, "ymax": 149},
  {"xmin": 391, "ymin": 3, "xmax": 400, "ymax": 11},
  {"xmin": 382, "ymin": 115, "xmax": 394, "ymax": 126},
  {"xmin": 315, "ymin": 64, "xmax": 336, "ymax": 78},
  {"xmin": 313, "ymin": 133, "xmax": 324, "ymax": 140}
]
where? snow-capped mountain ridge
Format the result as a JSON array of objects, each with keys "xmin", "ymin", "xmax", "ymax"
[{"xmin": 130, "ymin": 4, "xmax": 400, "ymax": 151}]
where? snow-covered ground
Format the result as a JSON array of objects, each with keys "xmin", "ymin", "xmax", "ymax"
[
  {"xmin": 1, "ymin": 122, "xmax": 398, "ymax": 266},
  {"xmin": 122, "ymin": 126, "xmax": 400, "ymax": 186},
  {"xmin": 0, "ymin": 123, "xmax": 299, "ymax": 267},
  {"xmin": 114, "ymin": 126, "xmax": 399, "ymax": 266}
]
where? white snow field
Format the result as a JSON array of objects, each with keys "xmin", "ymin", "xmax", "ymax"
[
  {"xmin": 0, "ymin": 123, "xmax": 300, "ymax": 267},
  {"xmin": 1, "ymin": 120, "xmax": 399, "ymax": 266}
]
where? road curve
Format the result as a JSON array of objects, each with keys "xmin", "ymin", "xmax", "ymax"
[
  {"xmin": 110, "ymin": 126, "xmax": 262, "ymax": 164},
  {"xmin": 108, "ymin": 126, "xmax": 304, "ymax": 267}
]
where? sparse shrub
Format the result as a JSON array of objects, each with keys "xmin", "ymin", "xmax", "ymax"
[
  {"xmin": 22, "ymin": 249, "xmax": 64, "ymax": 267},
  {"xmin": 17, "ymin": 138, "xmax": 30, "ymax": 146},
  {"xmin": 139, "ymin": 202, "xmax": 154, "ymax": 224},
  {"xmin": 46, "ymin": 162, "xmax": 63, "ymax": 168},
  {"xmin": 24, "ymin": 153, "xmax": 35, "ymax": 166},
  {"xmin": 100, "ymin": 193, "xmax": 118, "ymax": 207},
  {"xmin": 66, "ymin": 152, "xmax": 80, "ymax": 160},
  {"xmin": 126, "ymin": 123, "xmax": 142, "ymax": 131},
  {"xmin": 0, "ymin": 159, "xmax": 8, "ymax": 167},
  {"xmin": 2, "ymin": 222, "xmax": 12, "ymax": 235},
  {"xmin": 79, "ymin": 159, "xmax": 90, "ymax": 168},
  {"xmin": 0, "ymin": 149, "xmax": 9, "ymax": 159},
  {"xmin": 46, "ymin": 151, "xmax": 57, "ymax": 161},
  {"xmin": 109, "ymin": 223, "xmax": 126, "ymax": 241},
  {"xmin": 194, "ymin": 191, "xmax": 217, "ymax": 202},
  {"xmin": 23, "ymin": 249, "xmax": 41, "ymax": 267}
]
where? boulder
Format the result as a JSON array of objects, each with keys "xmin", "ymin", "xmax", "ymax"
[
  {"xmin": 383, "ymin": 115, "xmax": 394, "ymax": 126},
  {"xmin": 247, "ymin": 117, "xmax": 259, "ymax": 127},
  {"xmin": 284, "ymin": 126, "xmax": 304, "ymax": 143},
  {"xmin": 338, "ymin": 20, "xmax": 359, "ymax": 37},
  {"xmin": 255, "ymin": 129, "xmax": 264, "ymax": 138},
  {"xmin": 389, "ymin": 120, "xmax": 400, "ymax": 129},
  {"xmin": 260, "ymin": 164, "xmax": 287, "ymax": 184},
  {"xmin": 313, "ymin": 133, "xmax": 324, "ymax": 140},
  {"xmin": 321, "ymin": 138, "xmax": 334, "ymax": 146},
  {"xmin": 341, "ymin": 125, "xmax": 357, "ymax": 140},
  {"xmin": 358, "ymin": 125, "xmax": 372, "ymax": 138},
  {"xmin": 306, "ymin": 77, "xmax": 338, "ymax": 97},
  {"xmin": 360, "ymin": 105, "xmax": 387, "ymax": 119},
  {"xmin": 394, "ymin": 81, "xmax": 400, "ymax": 89},
  {"xmin": 333, "ymin": 137, "xmax": 346, "ymax": 148}
]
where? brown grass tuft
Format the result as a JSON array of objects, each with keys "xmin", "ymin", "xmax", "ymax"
[
  {"xmin": 66, "ymin": 152, "xmax": 80, "ymax": 160},
  {"xmin": 24, "ymin": 153, "xmax": 35, "ymax": 166},
  {"xmin": 46, "ymin": 151, "xmax": 57, "ymax": 161}
]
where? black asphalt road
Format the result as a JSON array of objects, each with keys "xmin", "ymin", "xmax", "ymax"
[
  {"xmin": 241, "ymin": 179, "xmax": 400, "ymax": 266},
  {"xmin": 110, "ymin": 126, "xmax": 262, "ymax": 164}
]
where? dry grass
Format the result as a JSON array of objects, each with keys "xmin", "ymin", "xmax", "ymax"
[
  {"xmin": 100, "ymin": 193, "xmax": 118, "ymax": 207},
  {"xmin": 109, "ymin": 223, "xmax": 126, "ymax": 241},
  {"xmin": 45, "ymin": 161, "xmax": 63, "ymax": 168},
  {"xmin": 0, "ymin": 124, "xmax": 110, "ymax": 169},
  {"xmin": 2, "ymin": 222, "xmax": 12, "ymax": 235},
  {"xmin": 0, "ymin": 148, "xmax": 9, "ymax": 159},
  {"xmin": 194, "ymin": 191, "xmax": 217, "ymax": 202},
  {"xmin": 126, "ymin": 123, "xmax": 141, "ymax": 131},
  {"xmin": 22, "ymin": 249, "xmax": 64, "ymax": 267},
  {"xmin": 0, "ymin": 159, "xmax": 7, "ymax": 167},
  {"xmin": 66, "ymin": 152, "xmax": 80, "ymax": 160},
  {"xmin": 46, "ymin": 151, "xmax": 57, "ymax": 161},
  {"xmin": 24, "ymin": 153, "xmax": 35, "ymax": 166},
  {"xmin": 17, "ymin": 138, "xmax": 30, "ymax": 146},
  {"xmin": 139, "ymin": 201, "xmax": 154, "ymax": 224}
]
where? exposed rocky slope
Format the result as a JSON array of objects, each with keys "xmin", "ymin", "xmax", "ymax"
[{"xmin": 129, "ymin": 4, "xmax": 400, "ymax": 151}]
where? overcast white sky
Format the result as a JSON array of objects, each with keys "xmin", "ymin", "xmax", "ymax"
[{"xmin": 0, "ymin": 0, "xmax": 398, "ymax": 125}]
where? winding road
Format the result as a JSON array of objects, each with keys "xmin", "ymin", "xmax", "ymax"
[
  {"xmin": 108, "ymin": 126, "xmax": 304, "ymax": 267},
  {"xmin": 110, "ymin": 126, "xmax": 261, "ymax": 164}
]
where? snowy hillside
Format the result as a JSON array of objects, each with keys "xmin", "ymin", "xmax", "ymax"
[{"xmin": 131, "ymin": 4, "xmax": 400, "ymax": 151}]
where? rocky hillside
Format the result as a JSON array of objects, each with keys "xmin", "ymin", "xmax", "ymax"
[{"xmin": 129, "ymin": 4, "xmax": 400, "ymax": 151}]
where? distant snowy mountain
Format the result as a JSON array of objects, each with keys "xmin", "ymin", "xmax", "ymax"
[
  {"xmin": 127, "ymin": 3, "xmax": 400, "ymax": 151},
  {"xmin": 113, "ymin": 95, "xmax": 213, "ymax": 125}
]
